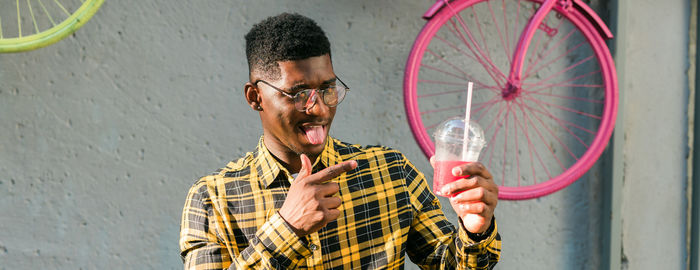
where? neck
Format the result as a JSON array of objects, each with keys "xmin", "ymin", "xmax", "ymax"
[{"xmin": 263, "ymin": 136, "xmax": 320, "ymax": 174}]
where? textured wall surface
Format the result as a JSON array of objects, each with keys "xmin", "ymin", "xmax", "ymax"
[
  {"xmin": 618, "ymin": 0, "xmax": 690, "ymax": 269},
  {"xmin": 0, "ymin": 0, "xmax": 688, "ymax": 269}
]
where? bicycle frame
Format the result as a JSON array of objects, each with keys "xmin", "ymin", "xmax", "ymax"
[
  {"xmin": 423, "ymin": 0, "xmax": 612, "ymax": 41},
  {"xmin": 423, "ymin": 0, "xmax": 613, "ymax": 107}
]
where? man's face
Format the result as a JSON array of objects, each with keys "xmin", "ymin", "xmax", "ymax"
[{"xmin": 255, "ymin": 54, "xmax": 336, "ymax": 158}]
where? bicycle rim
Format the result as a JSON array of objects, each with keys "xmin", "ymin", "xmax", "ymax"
[
  {"xmin": 404, "ymin": 0, "xmax": 617, "ymax": 200},
  {"xmin": 0, "ymin": 0, "xmax": 104, "ymax": 53}
]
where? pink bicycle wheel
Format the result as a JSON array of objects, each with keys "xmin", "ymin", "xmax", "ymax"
[{"xmin": 404, "ymin": 0, "xmax": 617, "ymax": 200}]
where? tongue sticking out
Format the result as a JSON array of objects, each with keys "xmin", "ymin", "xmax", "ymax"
[{"xmin": 303, "ymin": 126, "xmax": 325, "ymax": 145}]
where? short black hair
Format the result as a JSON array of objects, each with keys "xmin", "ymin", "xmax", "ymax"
[{"xmin": 245, "ymin": 13, "xmax": 331, "ymax": 80}]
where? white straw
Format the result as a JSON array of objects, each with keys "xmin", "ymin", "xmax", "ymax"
[{"xmin": 462, "ymin": 82, "xmax": 473, "ymax": 161}]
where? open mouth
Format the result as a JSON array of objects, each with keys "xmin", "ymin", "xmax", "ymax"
[{"xmin": 299, "ymin": 124, "xmax": 326, "ymax": 145}]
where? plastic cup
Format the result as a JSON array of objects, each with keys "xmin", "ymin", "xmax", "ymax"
[{"xmin": 432, "ymin": 117, "xmax": 486, "ymax": 197}]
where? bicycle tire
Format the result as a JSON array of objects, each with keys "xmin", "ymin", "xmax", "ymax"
[
  {"xmin": 0, "ymin": 0, "xmax": 104, "ymax": 53},
  {"xmin": 404, "ymin": 0, "xmax": 617, "ymax": 200}
]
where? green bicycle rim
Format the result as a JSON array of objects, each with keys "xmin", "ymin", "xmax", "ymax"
[{"xmin": 0, "ymin": 0, "xmax": 104, "ymax": 53}]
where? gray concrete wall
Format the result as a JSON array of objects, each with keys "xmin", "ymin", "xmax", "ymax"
[
  {"xmin": 0, "ymin": 0, "xmax": 690, "ymax": 269},
  {"xmin": 617, "ymin": 0, "xmax": 690, "ymax": 269}
]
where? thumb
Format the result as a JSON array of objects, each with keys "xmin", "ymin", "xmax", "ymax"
[{"xmin": 298, "ymin": 154, "xmax": 313, "ymax": 178}]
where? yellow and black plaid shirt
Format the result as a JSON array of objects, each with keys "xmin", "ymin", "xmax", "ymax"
[{"xmin": 180, "ymin": 136, "xmax": 501, "ymax": 269}]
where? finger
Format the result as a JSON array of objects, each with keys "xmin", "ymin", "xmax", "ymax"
[
  {"xmin": 450, "ymin": 186, "xmax": 486, "ymax": 203},
  {"xmin": 317, "ymin": 181, "xmax": 340, "ymax": 197},
  {"xmin": 456, "ymin": 201, "xmax": 487, "ymax": 215},
  {"xmin": 321, "ymin": 196, "xmax": 342, "ymax": 209},
  {"xmin": 440, "ymin": 177, "xmax": 479, "ymax": 196},
  {"xmin": 451, "ymin": 162, "xmax": 492, "ymax": 179},
  {"xmin": 429, "ymin": 156, "xmax": 436, "ymax": 167},
  {"xmin": 307, "ymin": 160, "xmax": 358, "ymax": 184},
  {"xmin": 298, "ymin": 154, "xmax": 313, "ymax": 179},
  {"xmin": 326, "ymin": 208, "xmax": 341, "ymax": 222}
]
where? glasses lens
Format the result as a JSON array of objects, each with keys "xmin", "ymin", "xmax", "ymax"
[
  {"xmin": 293, "ymin": 84, "xmax": 347, "ymax": 111},
  {"xmin": 295, "ymin": 89, "xmax": 320, "ymax": 111},
  {"xmin": 323, "ymin": 86, "xmax": 339, "ymax": 106},
  {"xmin": 329, "ymin": 85, "xmax": 347, "ymax": 106},
  {"xmin": 294, "ymin": 90, "xmax": 310, "ymax": 111}
]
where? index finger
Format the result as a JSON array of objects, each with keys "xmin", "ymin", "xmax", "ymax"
[
  {"xmin": 453, "ymin": 162, "xmax": 493, "ymax": 180},
  {"xmin": 306, "ymin": 160, "xmax": 358, "ymax": 184}
]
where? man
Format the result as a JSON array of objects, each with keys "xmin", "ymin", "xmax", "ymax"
[{"xmin": 180, "ymin": 13, "xmax": 501, "ymax": 269}]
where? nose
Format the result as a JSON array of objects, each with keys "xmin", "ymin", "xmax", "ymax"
[{"xmin": 305, "ymin": 90, "xmax": 330, "ymax": 116}]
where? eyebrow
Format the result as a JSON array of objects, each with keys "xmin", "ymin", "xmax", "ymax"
[{"xmin": 287, "ymin": 77, "xmax": 337, "ymax": 93}]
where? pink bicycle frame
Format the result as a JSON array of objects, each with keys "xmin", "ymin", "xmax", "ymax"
[
  {"xmin": 421, "ymin": 0, "xmax": 613, "ymax": 86},
  {"xmin": 423, "ymin": 0, "xmax": 613, "ymax": 98}
]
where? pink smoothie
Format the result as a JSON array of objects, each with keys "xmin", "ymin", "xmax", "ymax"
[{"xmin": 433, "ymin": 160, "xmax": 470, "ymax": 197}]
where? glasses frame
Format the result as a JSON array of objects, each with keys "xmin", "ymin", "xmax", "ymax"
[{"xmin": 254, "ymin": 76, "xmax": 350, "ymax": 112}]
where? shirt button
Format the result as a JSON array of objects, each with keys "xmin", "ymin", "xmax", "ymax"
[{"xmin": 309, "ymin": 243, "xmax": 318, "ymax": 251}]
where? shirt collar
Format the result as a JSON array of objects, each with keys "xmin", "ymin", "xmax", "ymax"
[{"xmin": 254, "ymin": 136, "xmax": 342, "ymax": 188}]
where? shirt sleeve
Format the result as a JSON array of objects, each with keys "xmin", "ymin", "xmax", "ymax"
[
  {"xmin": 179, "ymin": 177, "xmax": 313, "ymax": 269},
  {"xmin": 402, "ymin": 157, "xmax": 501, "ymax": 270}
]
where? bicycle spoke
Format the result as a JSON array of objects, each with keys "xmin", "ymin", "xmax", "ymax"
[
  {"xmin": 500, "ymin": 102, "xmax": 513, "ymax": 184},
  {"xmin": 525, "ymin": 99, "xmax": 580, "ymax": 161},
  {"xmin": 523, "ymin": 28, "xmax": 576, "ymax": 78},
  {"xmin": 485, "ymin": 102, "xmax": 508, "ymax": 170},
  {"xmin": 487, "ymin": 0, "xmax": 511, "ymax": 66},
  {"xmin": 525, "ymin": 90, "xmax": 603, "ymax": 104},
  {"xmin": 27, "ymin": 0, "xmax": 39, "ymax": 34},
  {"xmin": 527, "ymin": 54, "xmax": 596, "ymax": 90},
  {"xmin": 484, "ymin": 100, "xmax": 508, "ymax": 135},
  {"xmin": 523, "ymin": 4, "xmax": 545, "ymax": 77},
  {"xmin": 513, "ymin": 98, "xmax": 553, "ymax": 180},
  {"xmin": 37, "ymin": 0, "xmax": 56, "ymax": 26},
  {"xmin": 523, "ymin": 94, "xmax": 601, "ymax": 120},
  {"xmin": 523, "ymin": 19, "xmax": 567, "ymax": 77},
  {"xmin": 421, "ymin": 63, "xmax": 469, "ymax": 81},
  {"xmin": 501, "ymin": 0, "xmax": 512, "ymax": 64},
  {"xmin": 420, "ymin": 105, "xmax": 464, "ymax": 115},
  {"xmin": 513, "ymin": 0, "xmax": 522, "ymax": 61},
  {"xmin": 524, "ymin": 39, "xmax": 586, "ymax": 80},
  {"xmin": 425, "ymin": 120, "xmax": 446, "ymax": 131},
  {"xmin": 471, "ymin": 6, "xmax": 494, "ymax": 66},
  {"xmin": 424, "ymin": 113, "xmax": 464, "ymax": 131},
  {"xmin": 515, "ymin": 96, "xmax": 596, "ymax": 135},
  {"xmin": 433, "ymin": 35, "xmax": 479, "ymax": 63},
  {"xmin": 432, "ymin": 32, "xmax": 507, "ymax": 89},
  {"xmin": 422, "ymin": 50, "xmax": 500, "ymax": 92},
  {"xmin": 445, "ymin": 18, "xmax": 507, "ymax": 87},
  {"xmin": 516, "ymin": 98, "xmax": 566, "ymax": 172},
  {"xmin": 524, "ymin": 69, "xmax": 601, "ymax": 92},
  {"xmin": 521, "ymin": 97, "xmax": 591, "ymax": 148},
  {"xmin": 53, "ymin": 0, "xmax": 71, "ymax": 17},
  {"xmin": 443, "ymin": 3, "xmax": 509, "ymax": 83},
  {"xmin": 418, "ymin": 89, "xmax": 465, "ymax": 99},
  {"xmin": 417, "ymin": 79, "xmax": 470, "ymax": 87},
  {"xmin": 17, "ymin": 0, "xmax": 22, "ymax": 38},
  {"xmin": 511, "ymin": 105, "xmax": 521, "ymax": 185},
  {"xmin": 425, "ymin": 48, "xmax": 472, "ymax": 78},
  {"xmin": 511, "ymin": 109, "xmax": 532, "ymax": 184},
  {"xmin": 473, "ymin": 95, "xmax": 502, "ymax": 117}
]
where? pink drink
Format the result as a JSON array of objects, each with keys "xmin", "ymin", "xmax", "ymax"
[{"xmin": 433, "ymin": 160, "xmax": 470, "ymax": 197}]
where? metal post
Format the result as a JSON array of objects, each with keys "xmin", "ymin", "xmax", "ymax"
[
  {"xmin": 601, "ymin": 0, "xmax": 626, "ymax": 269},
  {"xmin": 690, "ymin": 0, "xmax": 700, "ymax": 268}
]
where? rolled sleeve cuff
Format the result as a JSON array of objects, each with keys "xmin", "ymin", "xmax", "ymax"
[
  {"xmin": 256, "ymin": 212, "xmax": 312, "ymax": 267},
  {"xmin": 459, "ymin": 216, "xmax": 498, "ymax": 250}
]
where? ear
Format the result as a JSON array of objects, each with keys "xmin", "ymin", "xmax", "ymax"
[{"xmin": 244, "ymin": 82, "xmax": 263, "ymax": 111}]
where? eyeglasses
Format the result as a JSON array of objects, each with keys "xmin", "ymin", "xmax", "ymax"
[{"xmin": 254, "ymin": 76, "xmax": 350, "ymax": 112}]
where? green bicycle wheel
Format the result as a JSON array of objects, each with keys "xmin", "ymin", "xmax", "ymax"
[{"xmin": 0, "ymin": 0, "xmax": 104, "ymax": 53}]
